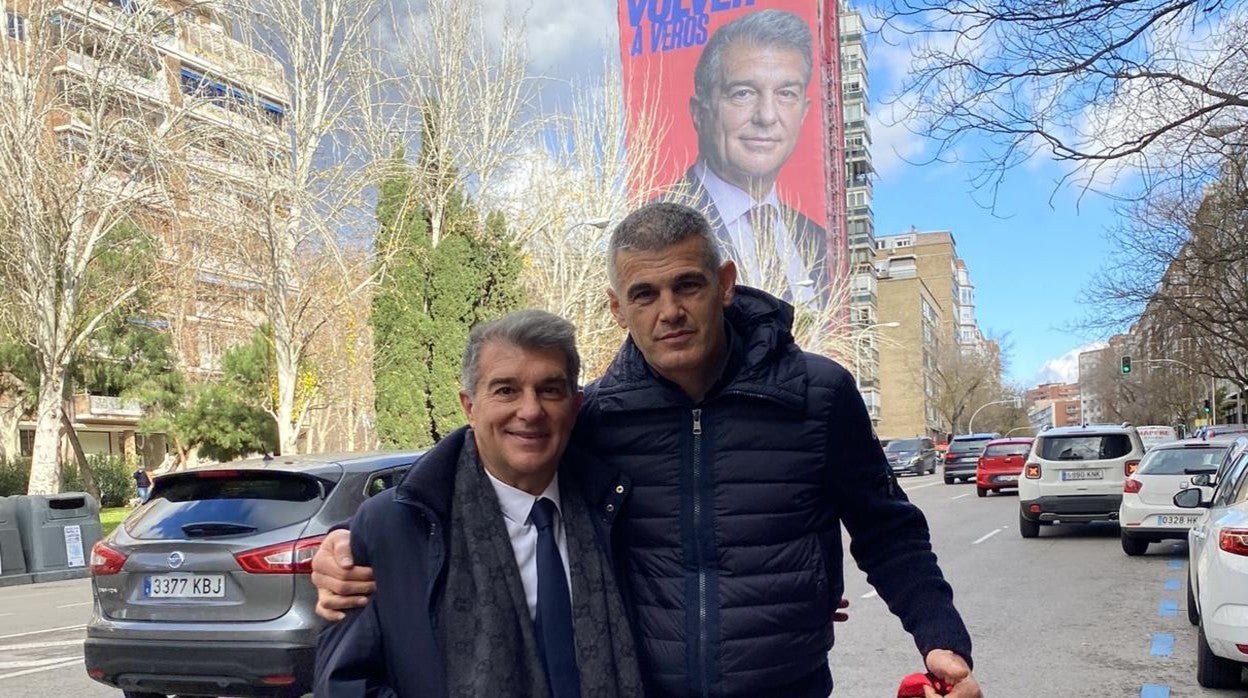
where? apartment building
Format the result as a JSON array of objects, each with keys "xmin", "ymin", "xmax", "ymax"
[
  {"xmin": 1026, "ymin": 382, "xmax": 1081, "ymax": 407},
  {"xmin": 838, "ymin": 0, "xmax": 884, "ymax": 425},
  {"xmin": 872, "ymin": 229, "xmax": 988, "ymax": 438},
  {"xmin": 4, "ymin": 0, "xmax": 288, "ymax": 466}
]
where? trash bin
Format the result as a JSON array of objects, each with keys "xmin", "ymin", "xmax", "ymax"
[
  {"xmin": 15, "ymin": 492, "xmax": 103, "ymax": 583},
  {"xmin": 0, "ymin": 496, "xmax": 33, "ymax": 587}
]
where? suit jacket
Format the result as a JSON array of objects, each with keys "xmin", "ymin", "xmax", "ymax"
[{"xmin": 659, "ymin": 167, "xmax": 832, "ymax": 298}]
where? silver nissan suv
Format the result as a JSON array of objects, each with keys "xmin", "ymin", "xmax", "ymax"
[{"xmin": 84, "ymin": 452, "xmax": 421, "ymax": 697}]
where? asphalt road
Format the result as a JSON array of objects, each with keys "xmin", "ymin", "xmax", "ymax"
[{"xmin": 1, "ymin": 472, "xmax": 1244, "ymax": 697}]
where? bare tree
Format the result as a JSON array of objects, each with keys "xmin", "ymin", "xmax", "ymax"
[
  {"xmin": 0, "ymin": 0, "xmax": 201, "ymax": 493},
  {"xmin": 214, "ymin": 0, "xmax": 388, "ymax": 455},
  {"xmin": 1087, "ymin": 151, "xmax": 1248, "ymax": 389},
  {"xmin": 877, "ymin": 1, "xmax": 1248, "ymax": 199}
]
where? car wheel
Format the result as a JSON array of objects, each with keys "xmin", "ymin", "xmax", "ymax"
[
  {"xmin": 1120, "ymin": 532, "xmax": 1149, "ymax": 556},
  {"xmin": 1197, "ymin": 621, "xmax": 1244, "ymax": 688},
  {"xmin": 976, "ymin": 486, "xmax": 987, "ymax": 498},
  {"xmin": 1019, "ymin": 514, "xmax": 1040, "ymax": 538},
  {"xmin": 123, "ymin": 692, "xmax": 166, "ymax": 698},
  {"xmin": 944, "ymin": 475, "xmax": 954, "ymax": 485},
  {"xmin": 1186, "ymin": 572, "xmax": 1199, "ymax": 626}
]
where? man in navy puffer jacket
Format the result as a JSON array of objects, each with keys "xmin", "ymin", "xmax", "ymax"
[{"xmin": 312, "ymin": 203, "xmax": 979, "ymax": 697}]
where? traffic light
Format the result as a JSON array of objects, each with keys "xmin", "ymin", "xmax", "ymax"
[
  {"xmin": 1203, "ymin": 399, "xmax": 1212, "ymax": 415},
  {"xmin": 1120, "ymin": 355, "xmax": 1132, "ymax": 374}
]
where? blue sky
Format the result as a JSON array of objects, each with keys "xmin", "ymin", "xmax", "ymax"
[{"xmin": 487, "ymin": 0, "xmax": 1137, "ymax": 387}]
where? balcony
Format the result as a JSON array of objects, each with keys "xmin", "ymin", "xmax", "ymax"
[
  {"xmin": 847, "ymin": 204, "xmax": 873, "ymax": 220},
  {"xmin": 73, "ymin": 393, "xmax": 143, "ymax": 421},
  {"xmin": 180, "ymin": 20, "xmax": 284, "ymax": 98},
  {"xmin": 61, "ymin": 49, "xmax": 167, "ymax": 104}
]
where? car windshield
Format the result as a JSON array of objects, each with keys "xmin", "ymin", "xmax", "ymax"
[
  {"xmin": 126, "ymin": 471, "xmax": 329, "ymax": 540},
  {"xmin": 983, "ymin": 443, "xmax": 1031, "ymax": 457},
  {"xmin": 948, "ymin": 438, "xmax": 992, "ymax": 454},
  {"xmin": 1038, "ymin": 434, "xmax": 1133, "ymax": 461},
  {"xmin": 1137, "ymin": 446, "xmax": 1228, "ymax": 475},
  {"xmin": 886, "ymin": 439, "xmax": 922, "ymax": 452}
]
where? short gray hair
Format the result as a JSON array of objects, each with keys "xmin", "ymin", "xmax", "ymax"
[
  {"xmin": 607, "ymin": 202, "xmax": 722, "ymax": 288},
  {"xmin": 693, "ymin": 9, "xmax": 813, "ymax": 101},
  {"xmin": 460, "ymin": 310, "xmax": 581, "ymax": 394}
]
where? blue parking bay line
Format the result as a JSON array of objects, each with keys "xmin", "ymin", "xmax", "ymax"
[
  {"xmin": 1167, "ymin": 560, "xmax": 1184, "ymax": 570},
  {"xmin": 1150, "ymin": 633, "xmax": 1175, "ymax": 657},
  {"xmin": 1140, "ymin": 684, "xmax": 1170, "ymax": 698},
  {"xmin": 1158, "ymin": 600, "xmax": 1179, "ymax": 617},
  {"xmin": 1163, "ymin": 578, "xmax": 1181, "ymax": 591}
]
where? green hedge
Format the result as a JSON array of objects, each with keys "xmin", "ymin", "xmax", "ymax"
[
  {"xmin": 0, "ymin": 455, "xmax": 136, "ymax": 506},
  {"xmin": 0, "ymin": 457, "xmax": 31, "ymax": 497},
  {"xmin": 63, "ymin": 454, "xmax": 137, "ymax": 508}
]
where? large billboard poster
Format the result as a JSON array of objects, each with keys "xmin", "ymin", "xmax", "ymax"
[{"xmin": 618, "ymin": 0, "xmax": 837, "ymax": 306}]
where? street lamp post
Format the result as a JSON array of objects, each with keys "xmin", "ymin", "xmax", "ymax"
[{"xmin": 967, "ymin": 398, "xmax": 1020, "ymax": 435}]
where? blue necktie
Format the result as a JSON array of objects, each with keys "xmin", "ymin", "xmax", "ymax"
[{"xmin": 529, "ymin": 497, "xmax": 581, "ymax": 698}]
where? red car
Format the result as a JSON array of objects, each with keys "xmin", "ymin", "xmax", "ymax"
[{"xmin": 975, "ymin": 438, "xmax": 1034, "ymax": 497}]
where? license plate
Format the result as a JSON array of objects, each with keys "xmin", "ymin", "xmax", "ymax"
[
  {"xmin": 1156, "ymin": 514, "xmax": 1199, "ymax": 527},
  {"xmin": 144, "ymin": 574, "xmax": 225, "ymax": 598},
  {"xmin": 1061, "ymin": 469, "xmax": 1103, "ymax": 481},
  {"xmin": 996, "ymin": 475, "xmax": 1018, "ymax": 483}
]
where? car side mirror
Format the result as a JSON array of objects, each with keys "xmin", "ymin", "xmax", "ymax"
[
  {"xmin": 1173, "ymin": 488, "xmax": 1207, "ymax": 509},
  {"xmin": 1190, "ymin": 474, "xmax": 1212, "ymax": 487}
]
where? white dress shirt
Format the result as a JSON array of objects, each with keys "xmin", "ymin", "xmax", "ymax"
[
  {"xmin": 694, "ymin": 161, "xmax": 816, "ymax": 305},
  {"xmin": 485, "ymin": 470, "xmax": 573, "ymax": 621}
]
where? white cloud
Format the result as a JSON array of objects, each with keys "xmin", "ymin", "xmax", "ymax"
[{"xmin": 1031, "ymin": 341, "xmax": 1107, "ymax": 387}]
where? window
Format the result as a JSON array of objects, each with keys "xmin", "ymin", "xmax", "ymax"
[
  {"xmin": 5, "ymin": 11, "xmax": 26, "ymax": 41},
  {"xmin": 365, "ymin": 467, "xmax": 410, "ymax": 497},
  {"xmin": 1137, "ymin": 446, "xmax": 1226, "ymax": 476},
  {"xmin": 1038, "ymin": 434, "xmax": 1133, "ymax": 461},
  {"xmin": 1212, "ymin": 453, "xmax": 1248, "ymax": 507},
  {"xmin": 130, "ymin": 472, "xmax": 329, "ymax": 540},
  {"xmin": 894, "ymin": 238, "xmax": 912, "ymax": 248}
]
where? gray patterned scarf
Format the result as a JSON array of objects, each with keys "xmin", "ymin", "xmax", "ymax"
[{"xmin": 437, "ymin": 433, "xmax": 642, "ymax": 698}]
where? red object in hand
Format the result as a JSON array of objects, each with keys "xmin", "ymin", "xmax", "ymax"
[{"xmin": 897, "ymin": 672, "xmax": 951, "ymax": 697}]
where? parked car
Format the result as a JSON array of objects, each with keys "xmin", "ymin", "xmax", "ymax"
[
  {"xmin": 1191, "ymin": 423, "xmax": 1248, "ymax": 440},
  {"xmin": 942, "ymin": 433, "xmax": 1001, "ymax": 484},
  {"xmin": 1017, "ymin": 423, "xmax": 1145, "ymax": 538},
  {"xmin": 884, "ymin": 437, "xmax": 938, "ymax": 476},
  {"xmin": 975, "ymin": 438, "xmax": 1033, "ymax": 497},
  {"xmin": 1136, "ymin": 425, "xmax": 1179, "ymax": 451},
  {"xmin": 1118, "ymin": 438, "xmax": 1233, "ymax": 555},
  {"xmin": 84, "ymin": 451, "xmax": 423, "ymax": 698},
  {"xmin": 1174, "ymin": 444, "xmax": 1248, "ymax": 688}
]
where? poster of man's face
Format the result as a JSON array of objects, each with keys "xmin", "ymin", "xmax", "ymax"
[{"xmin": 618, "ymin": 1, "xmax": 835, "ymax": 303}]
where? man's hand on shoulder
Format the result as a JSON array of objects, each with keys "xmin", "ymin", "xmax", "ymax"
[
  {"xmin": 312, "ymin": 529, "xmax": 375, "ymax": 621},
  {"xmin": 924, "ymin": 649, "xmax": 981, "ymax": 697}
]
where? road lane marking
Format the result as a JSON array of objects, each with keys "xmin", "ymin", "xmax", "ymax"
[
  {"xmin": 1149, "ymin": 633, "xmax": 1174, "ymax": 657},
  {"xmin": 972, "ymin": 528, "xmax": 1004, "ymax": 545},
  {"xmin": 0, "ymin": 655, "xmax": 82, "ymax": 671},
  {"xmin": 950, "ymin": 493, "xmax": 971, "ymax": 500},
  {"xmin": 1167, "ymin": 560, "xmax": 1184, "ymax": 570},
  {"xmin": 902, "ymin": 482, "xmax": 942, "ymax": 491},
  {"xmin": 860, "ymin": 589, "xmax": 878, "ymax": 599},
  {"xmin": 1157, "ymin": 601, "xmax": 1179, "ymax": 618},
  {"xmin": 54, "ymin": 601, "xmax": 91, "ymax": 609},
  {"xmin": 1140, "ymin": 685, "xmax": 1170, "ymax": 698},
  {"xmin": 0, "ymin": 624, "xmax": 86, "ymax": 641},
  {"xmin": 1163, "ymin": 578, "xmax": 1181, "ymax": 591},
  {"xmin": 0, "ymin": 639, "xmax": 83, "ymax": 651},
  {"xmin": 0, "ymin": 657, "xmax": 81, "ymax": 681}
]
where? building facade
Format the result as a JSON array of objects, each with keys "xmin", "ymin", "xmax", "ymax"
[
  {"xmin": 3, "ymin": 0, "xmax": 288, "ymax": 467},
  {"xmin": 873, "ymin": 228, "xmax": 988, "ymax": 439}
]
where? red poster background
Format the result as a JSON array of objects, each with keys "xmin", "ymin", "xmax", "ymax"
[{"xmin": 617, "ymin": 0, "xmax": 832, "ymax": 232}]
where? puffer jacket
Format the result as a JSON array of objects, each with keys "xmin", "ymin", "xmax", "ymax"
[{"xmin": 573, "ymin": 287, "xmax": 972, "ymax": 698}]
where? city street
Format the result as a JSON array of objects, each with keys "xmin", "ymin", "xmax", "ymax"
[{"xmin": 0, "ymin": 473, "xmax": 1241, "ymax": 697}]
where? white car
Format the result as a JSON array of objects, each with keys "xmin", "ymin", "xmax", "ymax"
[
  {"xmin": 1119, "ymin": 439, "xmax": 1232, "ymax": 556},
  {"xmin": 1176, "ymin": 446, "xmax": 1248, "ymax": 688},
  {"xmin": 1018, "ymin": 424, "xmax": 1145, "ymax": 538}
]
